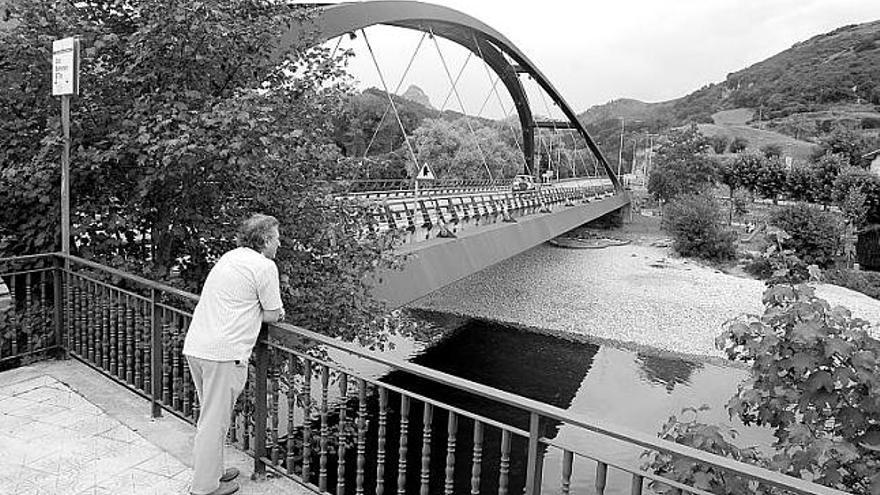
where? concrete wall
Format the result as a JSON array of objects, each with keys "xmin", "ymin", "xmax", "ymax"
[{"xmin": 371, "ymin": 193, "xmax": 631, "ymax": 307}]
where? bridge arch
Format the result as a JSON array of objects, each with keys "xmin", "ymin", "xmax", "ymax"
[{"xmin": 276, "ymin": 1, "xmax": 621, "ymax": 190}]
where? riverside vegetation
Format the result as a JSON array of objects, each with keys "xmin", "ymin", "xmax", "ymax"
[{"xmin": 641, "ymin": 118, "xmax": 880, "ymax": 493}]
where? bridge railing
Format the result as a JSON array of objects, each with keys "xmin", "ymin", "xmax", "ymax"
[
  {"xmin": 371, "ymin": 182, "xmax": 617, "ymax": 244},
  {"xmin": 0, "ymin": 253, "xmax": 850, "ymax": 495}
]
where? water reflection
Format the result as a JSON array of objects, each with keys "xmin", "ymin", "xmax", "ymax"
[
  {"xmin": 268, "ymin": 317, "xmax": 768, "ymax": 494},
  {"xmin": 635, "ymin": 352, "xmax": 702, "ymax": 392}
]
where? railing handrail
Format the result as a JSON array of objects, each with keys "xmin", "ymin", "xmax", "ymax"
[
  {"xmin": 262, "ymin": 322, "xmax": 842, "ymax": 495},
  {"xmin": 58, "ymin": 253, "xmax": 199, "ymax": 303}
]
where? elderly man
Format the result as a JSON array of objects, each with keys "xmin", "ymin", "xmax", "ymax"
[{"xmin": 183, "ymin": 214, "xmax": 285, "ymax": 495}]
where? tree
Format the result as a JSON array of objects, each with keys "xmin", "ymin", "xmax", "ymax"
[
  {"xmin": 0, "ymin": 0, "xmax": 397, "ymax": 341},
  {"xmin": 647, "ymin": 125, "xmax": 718, "ymax": 202},
  {"xmin": 813, "ymin": 126, "xmax": 880, "ymax": 169}
]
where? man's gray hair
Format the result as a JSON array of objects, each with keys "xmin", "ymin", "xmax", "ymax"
[{"xmin": 237, "ymin": 214, "xmax": 280, "ymax": 251}]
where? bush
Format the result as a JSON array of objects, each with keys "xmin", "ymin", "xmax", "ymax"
[
  {"xmin": 662, "ymin": 194, "xmax": 737, "ymax": 261},
  {"xmin": 742, "ymin": 256, "xmax": 774, "ymax": 280},
  {"xmin": 823, "ymin": 268, "xmax": 880, "ymax": 300},
  {"xmin": 729, "ymin": 136, "xmax": 749, "ymax": 153},
  {"xmin": 768, "ymin": 203, "xmax": 842, "ymax": 267},
  {"xmin": 760, "ymin": 143, "xmax": 783, "ymax": 159}
]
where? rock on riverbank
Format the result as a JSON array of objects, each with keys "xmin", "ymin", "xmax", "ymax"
[{"xmin": 412, "ymin": 242, "xmax": 880, "ymax": 360}]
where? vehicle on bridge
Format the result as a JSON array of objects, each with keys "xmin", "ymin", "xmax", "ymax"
[{"xmin": 511, "ymin": 174, "xmax": 538, "ymax": 192}]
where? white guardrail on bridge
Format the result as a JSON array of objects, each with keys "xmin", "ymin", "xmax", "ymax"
[{"xmin": 351, "ymin": 178, "xmax": 617, "ymax": 245}]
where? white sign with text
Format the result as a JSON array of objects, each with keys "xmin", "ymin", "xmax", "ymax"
[{"xmin": 52, "ymin": 37, "xmax": 79, "ymax": 96}]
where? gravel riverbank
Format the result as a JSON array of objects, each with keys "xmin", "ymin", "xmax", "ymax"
[{"xmin": 412, "ymin": 238, "xmax": 880, "ymax": 361}]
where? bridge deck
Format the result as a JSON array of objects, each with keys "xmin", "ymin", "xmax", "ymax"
[{"xmin": 372, "ymin": 192, "xmax": 631, "ymax": 307}]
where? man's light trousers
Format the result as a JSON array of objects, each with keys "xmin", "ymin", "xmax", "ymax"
[{"xmin": 185, "ymin": 356, "xmax": 248, "ymax": 495}]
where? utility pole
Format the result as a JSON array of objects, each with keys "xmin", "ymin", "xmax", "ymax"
[{"xmin": 617, "ymin": 117, "xmax": 625, "ymax": 177}]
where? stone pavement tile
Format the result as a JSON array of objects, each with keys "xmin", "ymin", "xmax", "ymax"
[
  {"xmin": 0, "ymin": 409, "xmax": 37, "ymax": 432},
  {"xmin": 0, "ymin": 394, "xmax": 43, "ymax": 413},
  {"xmin": 0, "ymin": 433, "xmax": 56, "ymax": 465},
  {"xmin": 4, "ymin": 400, "xmax": 67, "ymax": 421},
  {"xmin": 83, "ymin": 465, "xmax": 179, "ymax": 495},
  {"xmin": 132, "ymin": 451, "xmax": 188, "ymax": 478},
  {"xmin": 64, "ymin": 413, "xmax": 119, "ymax": 436},
  {"xmin": 5, "ymin": 416, "xmax": 71, "ymax": 442},
  {"xmin": 98, "ymin": 423, "xmax": 154, "ymax": 445},
  {"xmin": 0, "ymin": 375, "xmax": 57, "ymax": 397}
]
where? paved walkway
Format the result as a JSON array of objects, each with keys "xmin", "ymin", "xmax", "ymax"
[{"xmin": 0, "ymin": 359, "xmax": 312, "ymax": 495}]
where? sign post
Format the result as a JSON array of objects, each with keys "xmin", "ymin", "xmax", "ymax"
[
  {"xmin": 414, "ymin": 163, "xmax": 435, "ymax": 196},
  {"xmin": 53, "ymin": 37, "xmax": 80, "ymax": 261}
]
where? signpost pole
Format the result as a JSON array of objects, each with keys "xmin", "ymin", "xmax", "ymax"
[
  {"xmin": 61, "ymin": 95, "xmax": 70, "ymax": 259},
  {"xmin": 53, "ymin": 36, "xmax": 78, "ymax": 266}
]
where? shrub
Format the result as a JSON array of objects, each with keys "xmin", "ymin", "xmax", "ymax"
[
  {"xmin": 760, "ymin": 143, "xmax": 783, "ymax": 159},
  {"xmin": 768, "ymin": 203, "xmax": 842, "ymax": 268},
  {"xmin": 709, "ymin": 135, "xmax": 730, "ymax": 154},
  {"xmin": 729, "ymin": 136, "xmax": 749, "ymax": 153},
  {"xmin": 662, "ymin": 194, "xmax": 737, "ymax": 261},
  {"xmin": 742, "ymin": 256, "xmax": 774, "ymax": 280},
  {"xmin": 824, "ymin": 268, "xmax": 880, "ymax": 300}
]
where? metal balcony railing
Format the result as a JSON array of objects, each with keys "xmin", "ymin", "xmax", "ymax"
[{"xmin": 0, "ymin": 253, "xmax": 851, "ymax": 495}]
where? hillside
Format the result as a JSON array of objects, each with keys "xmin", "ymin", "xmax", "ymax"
[{"xmin": 576, "ymin": 19, "xmax": 880, "ymax": 168}]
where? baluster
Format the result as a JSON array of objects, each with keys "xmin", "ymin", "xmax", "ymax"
[
  {"xmin": 39, "ymin": 272, "xmax": 47, "ymax": 353},
  {"xmin": 337, "ymin": 373, "xmax": 348, "ymax": 495},
  {"xmin": 24, "ymin": 273, "xmax": 32, "ymax": 354},
  {"xmin": 64, "ymin": 271, "xmax": 72, "ymax": 353},
  {"xmin": 285, "ymin": 354, "xmax": 296, "ymax": 474},
  {"xmin": 444, "ymin": 412, "xmax": 457, "ymax": 495},
  {"xmin": 139, "ymin": 298, "xmax": 150, "ymax": 394},
  {"xmin": 356, "ymin": 379, "xmax": 367, "ymax": 494},
  {"xmin": 561, "ymin": 450, "xmax": 573, "ymax": 495},
  {"xmin": 109, "ymin": 289, "xmax": 117, "ymax": 375},
  {"xmin": 419, "ymin": 403, "xmax": 433, "ymax": 495},
  {"xmin": 596, "ymin": 461, "xmax": 608, "ymax": 495},
  {"xmin": 498, "ymin": 430, "xmax": 511, "ymax": 495},
  {"xmin": 174, "ymin": 313, "xmax": 184, "ymax": 412},
  {"xmin": 302, "ymin": 359, "xmax": 313, "ymax": 481},
  {"xmin": 269, "ymin": 349, "xmax": 280, "ymax": 466},
  {"xmin": 319, "ymin": 365, "xmax": 329, "ymax": 492},
  {"xmin": 99, "ymin": 285, "xmax": 108, "ymax": 369},
  {"xmin": 87, "ymin": 281, "xmax": 96, "ymax": 363},
  {"xmin": 631, "ymin": 474, "xmax": 644, "ymax": 495},
  {"xmin": 397, "ymin": 395, "xmax": 410, "ymax": 495},
  {"xmin": 126, "ymin": 297, "xmax": 135, "ymax": 385},
  {"xmin": 8, "ymin": 274, "xmax": 18, "ymax": 356},
  {"xmin": 182, "ymin": 316, "xmax": 192, "ymax": 418},
  {"xmin": 243, "ymin": 370, "xmax": 252, "ymax": 450},
  {"xmin": 376, "ymin": 387, "xmax": 388, "ymax": 495},
  {"xmin": 134, "ymin": 300, "xmax": 153, "ymax": 394},
  {"xmin": 302, "ymin": 357, "xmax": 312, "ymax": 482},
  {"xmin": 470, "ymin": 420, "xmax": 483, "ymax": 495},
  {"xmin": 74, "ymin": 278, "xmax": 82, "ymax": 355},
  {"xmin": 162, "ymin": 308, "xmax": 172, "ymax": 406}
]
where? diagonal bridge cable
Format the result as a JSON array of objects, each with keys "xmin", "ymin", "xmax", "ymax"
[
  {"xmin": 430, "ymin": 27, "xmax": 493, "ymax": 180},
  {"xmin": 361, "ymin": 29, "xmax": 420, "ymax": 174},
  {"xmin": 362, "ymin": 31, "xmax": 428, "ymax": 158}
]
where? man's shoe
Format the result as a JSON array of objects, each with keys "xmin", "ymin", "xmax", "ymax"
[
  {"xmin": 220, "ymin": 467, "xmax": 240, "ymax": 483},
  {"xmin": 191, "ymin": 481, "xmax": 240, "ymax": 495}
]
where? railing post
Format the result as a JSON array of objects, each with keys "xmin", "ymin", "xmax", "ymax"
[
  {"xmin": 253, "ymin": 324, "xmax": 269, "ymax": 478},
  {"xmin": 525, "ymin": 412, "xmax": 544, "ymax": 495},
  {"xmin": 150, "ymin": 288, "xmax": 162, "ymax": 418},
  {"xmin": 52, "ymin": 257, "xmax": 66, "ymax": 358}
]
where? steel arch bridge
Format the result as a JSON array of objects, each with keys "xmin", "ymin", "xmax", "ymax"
[{"xmin": 276, "ymin": 0, "xmax": 622, "ymax": 191}]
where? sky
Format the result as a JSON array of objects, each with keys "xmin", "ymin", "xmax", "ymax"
[{"xmin": 328, "ymin": 0, "xmax": 880, "ymax": 117}]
